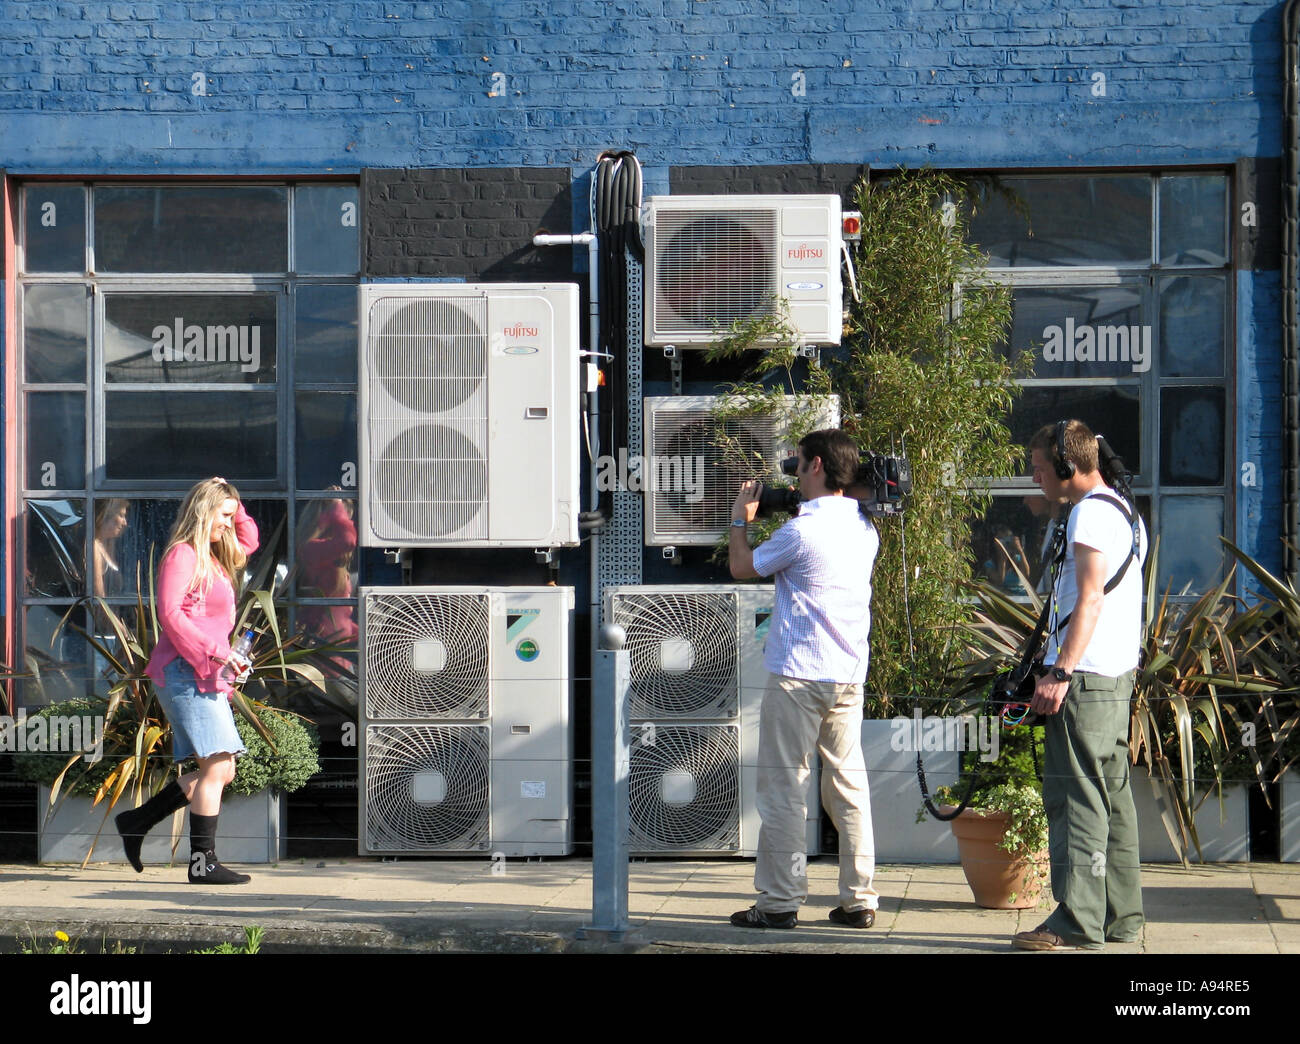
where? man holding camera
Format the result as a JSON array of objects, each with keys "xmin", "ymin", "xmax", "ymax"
[
  {"xmin": 1014, "ymin": 419, "xmax": 1147, "ymax": 951},
  {"xmin": 727, "ymin": 428, "xmax": 880, "ymax": 930}
]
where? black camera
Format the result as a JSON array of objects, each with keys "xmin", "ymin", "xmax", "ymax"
[{"xmin": 755, "ymin": 450, "xmax": 912, "ymax": 518}]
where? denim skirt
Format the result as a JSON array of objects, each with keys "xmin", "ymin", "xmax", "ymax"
[{"xmin": 158, "ymin": 658, "xmax": 247, "ymax": 762}]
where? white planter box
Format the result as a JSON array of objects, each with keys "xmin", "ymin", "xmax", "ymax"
[
  {"xmin": 1131, "ymin": 774, "xmax": 1249, "ymax": 862},
  {"xmin": 861, "ymin": 719, "xmax": 960, "ymax": 864},
  {"xmin": 37, "ymin": 785, "xmax": 287, "ymax": 865},
  {"xmin": 1282, "ymin": 770, "xmax": 1300, "ymax": 863}
]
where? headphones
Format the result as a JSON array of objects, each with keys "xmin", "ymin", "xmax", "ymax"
[{"xmin": 1053, "ymin": 419, "xmax": 1076, "ymax": 481}]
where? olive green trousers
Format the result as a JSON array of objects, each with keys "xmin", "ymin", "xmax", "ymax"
[{"xmin": 1041, "ymin": 669, "xmax": 1144, "ymax": 948}]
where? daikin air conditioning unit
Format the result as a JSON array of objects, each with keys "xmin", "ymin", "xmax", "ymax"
[
  {"xmin": 642, "ymin": 394, "xmax": 840, "ymax": 546},
  {"xmin": 359, "ymin": 586, "xmax": 574, "ymax": 857},
  {"xmin": 604, "ymin": 585, "xmax": 819, "ymax": 856},
  {"xmin": 358, "ymin": 283, "xmax": 579, "ymax": 548},
  {"xmin": 642, "ymin": 194, "xmax": 843, "ymax": 347}
]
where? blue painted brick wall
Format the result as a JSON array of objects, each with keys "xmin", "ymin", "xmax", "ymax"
[{"xmin": 0, "ymin": 0, "xmax": 1283, "ymax": 172}]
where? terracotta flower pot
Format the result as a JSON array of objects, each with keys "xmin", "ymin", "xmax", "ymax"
[{"xmin": 942, "ymin": 805, "xmax": 1047, "ymax": 910}]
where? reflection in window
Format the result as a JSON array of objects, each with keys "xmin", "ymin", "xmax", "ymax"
[
  {"xmin": 1011, "ymin": 386, "xmax": 1142, "ymax": 476},
  {"xmin": 969, "ymin": 176, "xmax": 1153, "ymax": 267},
  {"xmin": 1157, "ymin": 496, "xmax": 1224, "ymax": 594},
  {"xmin": 104, "ymin": 294, "xmax": 279, "ymax": 385},
  {"xmin": 296, "ymin": 392, "xmax": 357, "ymax": 490},
  {"xmin": 105, "ymin": 391, "xmax": 277, "ymax": 482},
  {"xmin": 295, "ymin": 185, "xmax": 360, "ymax": 275},
  {"xmin": 1158, "ymin": 274, "xmax": 1226, "ymax": 378},
  {"xmin": 94, "ymin": 186, "xmax": 288, "ymax": 273},
  {"xmin": 24, "ymin": 185, "xmax": 85, "ymax": 273},
  {"xmin": 1159, "ymin": 175, "xmax": 1228, "ymax": 266},
  {"xmin": 26, "ymin": 500, "xmax": 85, "ymax": 598},
  {"xmin": 24, "ymin": 285, "xmax": 89, "ymax": 383},
  {"xmin": 23, "ymin": 604, "xmax": 94, "ymax": 708},
  {"xmin": 26, "ymin": 392, "xmax": 85, "ymax": 491},
  {"xmin": 1005, "ymin": 284, "xmax": 1146, "ymax": 379},
  {"xmin": 1161, "ymin": 387, "xmax": 1225, "ymax": 486},
  {"xmin": 294, "ymin": 283, "xmax": 358, "ymax": 384}
]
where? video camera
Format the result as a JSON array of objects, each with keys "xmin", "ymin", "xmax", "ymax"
[{"xmin": 756, "ymin": 450, "xmax": 912, "ymax": 519}]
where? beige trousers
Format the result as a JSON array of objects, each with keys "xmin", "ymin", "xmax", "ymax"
[{"xmin": 754, "ymin": 673, "xmax": 878, "ymax": 914}]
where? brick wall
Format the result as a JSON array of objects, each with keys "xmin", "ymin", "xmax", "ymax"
[
  {"xmin": 0, "ymin": 1, "xmax": 1283, "ymax": 171},
  {"xmin": 362, "ymin": 166, "xmax": 573, "ymax": 281}
]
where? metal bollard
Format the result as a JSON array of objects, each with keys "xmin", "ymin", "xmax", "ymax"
[{"xmin": 578, "ymin": 624, "xmax": 630, "ymax": 940}]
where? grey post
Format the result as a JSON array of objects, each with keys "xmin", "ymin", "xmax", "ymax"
[{"xmin": 578, "ymin": 623, "xmax": 630, "ymax": 940}]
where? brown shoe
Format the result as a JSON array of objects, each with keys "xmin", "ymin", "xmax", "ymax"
[
  {"xmin": 1011, "ymin": 924, "xmax": 1080, "ymax": 951},
  {"xmin": 829, "ymin": 906, "xmax": 875, "ymax": 929}
]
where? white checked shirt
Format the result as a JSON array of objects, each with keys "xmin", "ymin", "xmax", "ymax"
[{"xmin": 751, "ymin": 494, "xmax": 878, "ymax": 684}]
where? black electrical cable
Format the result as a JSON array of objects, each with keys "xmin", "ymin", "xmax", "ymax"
[{"xmin": 592, "ymin": 151, "xmax": 642, "ymax": 518}]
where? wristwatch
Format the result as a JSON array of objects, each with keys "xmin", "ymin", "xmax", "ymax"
[
  {"xmin": 1049, "ymin": 666, "xmax": 1072, "ymax": 683},
  {"xmin": 730, "ymin": 519, "xmax": 747, "ymax": 527}
]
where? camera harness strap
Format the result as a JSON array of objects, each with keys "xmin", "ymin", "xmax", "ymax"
[{"xmin": 916, "ymin": 489, "xmax": 1141, "ymax": 822}]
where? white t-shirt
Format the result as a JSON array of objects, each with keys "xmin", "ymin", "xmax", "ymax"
[
  {"xmin": 1045, "ymin": 487, "xmax": 1147, "ymax": 676},
  {"xmin": 751, "ymin": 495, "xmax": 878, "ymax": 684}
]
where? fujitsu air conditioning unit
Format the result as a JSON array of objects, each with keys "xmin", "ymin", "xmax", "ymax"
[
  {"xmin": 358, "ymin": 283, "xmax": 579, "ymax": 548},
  {"xmin": 604, "ymin": 584, "xmax": 819, "ymax": 857},
  {"xmin": 642, "ymin": 194, "xmax": 843, "ymax": 347},
  {"xmin": 642, "ymin": 394, "xmax": 840, "ymax": 546},
  {"xmin": 359, "ymin": 585, "xmax": 574, "ymax": 857}
]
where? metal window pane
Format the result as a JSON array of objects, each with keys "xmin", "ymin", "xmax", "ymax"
[
  {"xmin": 1157, "ymin": 495, "xmax": 1225, "ymax": 593},
  {"xmin": 94, "ymin": 186, "xmax": 288, "ymax": 273},
  {"xmin": 104, "ymin": 391, "xmax": 277, "ymax": 482},
  {"xmin": 1158, "ymin": 274, "xmax": 1226, "ymax": 378},
  {"xmin": 296, "ymin": 391, "xmax": 357, "ymax": 490},
  {"xmin": 24, "ymin": 284, "xmax": 89, "ymax": 384},
  {"xmin": 293, "ymin": 497, "xmax": 358, "ymax": 624},
  {"xmin": 1159, "ymin": 175, "xmax": 1228, "ymax": 267},
  {"xmin": 295, "ymin": 283, "xmax": 358, "ymax": 384},
  {"xmin": 968, "ymin": 176, "xmax": 1153, "ymax": 267},
  {"xmin": 24, "ymin": 185, "xmax": 86, "ymax": 273},
  {"xmin": 1005, "ymin": 285, "xmax": 1147, "ymax": 379},
  {"xmin": 295, "ymin": 185, "xmax": 359, "ymax": 275},
  {"xmin": 23, "ymin": 604, "xmax": 94, "ymax": 707},
  {"xmin": 26, "ymin": 499, "xmax": 86, "ymax": 598},
  {"xmin": 89, "ymin": 498, "xmax": 180, "ymax": 599},
  {"xmin": 1010, "ymin": 385, "xmax": 1142, "ymax": 475},
  {"xmin": 27, "ymin": 391, "xmax": 85, "ymax": 491},
  {"xmin": 1160, "ymin": 387, "xmax": 1225, "ymax": 486},
  {"xmin": 105, "ymin": 293, "xmax": 278, "ymax": 385}
]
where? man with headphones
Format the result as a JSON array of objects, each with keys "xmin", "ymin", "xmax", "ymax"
[{"xmin": 1014, "ymin": 419, "xmax": 1147, "ymax": 951}]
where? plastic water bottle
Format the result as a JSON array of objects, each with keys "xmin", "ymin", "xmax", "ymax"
[{"xmin": 220, "ymin": 627, "xmax": 257, "ymax": 684}]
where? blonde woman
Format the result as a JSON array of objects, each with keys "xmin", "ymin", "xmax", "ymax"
[{"xmin": 115, "ymin": 478, "xmax": 259, "ymax": 884}]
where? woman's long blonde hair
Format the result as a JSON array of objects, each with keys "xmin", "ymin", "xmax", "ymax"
[{"xmin": 164, "ymin": 478, "xmax": 248, "ymax": 594}]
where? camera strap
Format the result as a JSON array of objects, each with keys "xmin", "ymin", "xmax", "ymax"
[{"xmin": 1047, "ymin": 492, "xmax": 1141, "ymax": 648}]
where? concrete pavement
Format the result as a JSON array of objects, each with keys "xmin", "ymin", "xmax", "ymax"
[{"xmin": 3, "ymin": 857, "xmax": 1297, "ymax": 954}]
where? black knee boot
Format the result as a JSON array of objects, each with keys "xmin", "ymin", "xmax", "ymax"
[
  {"xmin": 115, "ymin": 780, "xmax": 190, "ymax": 873},
  {"xmin": 187, "ymin": 812, "xmax": 251, "ymax": 885}
]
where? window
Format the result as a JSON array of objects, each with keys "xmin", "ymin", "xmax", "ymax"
[
  {"xmin": 17, "ymin": 182, "xmax": 360, "ymax": 706},
  {"xmin": 966, "ymin": 172, "xmax": 1232, "ymax": 597}
]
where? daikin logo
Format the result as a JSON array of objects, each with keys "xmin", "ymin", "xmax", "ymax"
[
  {"xmin": 1041, "ymin": 319, "xmax": 1151, "ymax": 373},
  {"xmin": 151, "ymin": 318, "xmax": 263, "ymax": 373},
  {"xmin": 503, "ymin": 322, "xmax": 540, "ymax": 338},
  {"xmin": 785, "ymin": 243, "xmax": 824, "ymax": 261}
]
